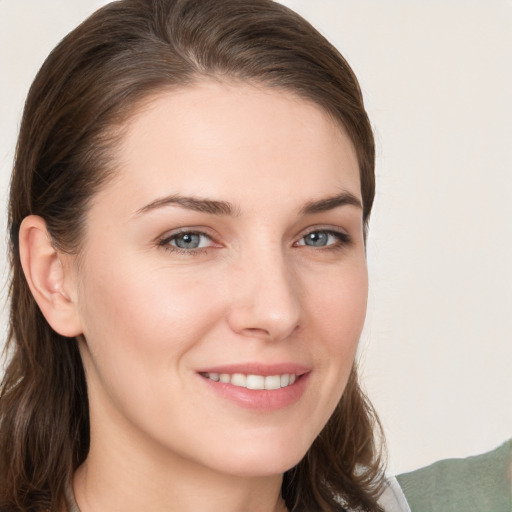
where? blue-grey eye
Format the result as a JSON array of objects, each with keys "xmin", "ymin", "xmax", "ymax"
[
  {"xmin": 303, "ymin": 231, "xmax": 330, "ymax": 247},
  {"xmin": 296, "ymin": 230, "xmax": 349, "ymax": 248},
  {"xmin": 172, "ymin": 232, "xmax": 202, "ymax": 249},
  {"xmin": 159, "ymin": 231, "xmax": 214, "ymax": 253}
]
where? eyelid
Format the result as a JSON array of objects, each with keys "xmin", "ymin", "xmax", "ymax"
[
  {"xmin": 294, "ymin": 226, "xmax": 352, "ymax": 248},
  {"xmin": 157, "ymin": 227, "xmax": 220, "ymax": 254},
  {"xmin": 155, "ymin": 225, "xmax": 351, "ymax": 254},
  {"xmin": 157, "ymin": 226, "xmax": 217, "ymax": 241}
]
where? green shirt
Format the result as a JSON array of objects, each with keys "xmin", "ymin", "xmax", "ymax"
[{"xmin": 397, "ymin": 439, "xmax": 512, "ymax": 512}]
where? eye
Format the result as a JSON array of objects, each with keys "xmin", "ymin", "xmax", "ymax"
[
  {"xmin": 295, "ymin": 229, "xmax": 350, "ymax": 248},
  {"xmin": 159, "ymin": 231, "xmax": 214, "ymax": 252}
]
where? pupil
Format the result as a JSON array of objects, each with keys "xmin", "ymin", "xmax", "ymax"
[
  {"xmin": 175, "ymin": 233, "xmax": 200, "ymax": 249},
  {"xmin": 306, "ymin": 232, "xmax": 327, "ymax": 247}
]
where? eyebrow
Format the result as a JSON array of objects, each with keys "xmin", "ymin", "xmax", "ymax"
[
  {"xmin": 299, "ymin": 192, "xmax": 362, "ymax": 215},
  {"xmin": 135, "ymin": 191, "xmax": 362, "ymax": 218},
  {"xmin": 135, "ymin": 194, "xmax": 238, "ymax": 217}
]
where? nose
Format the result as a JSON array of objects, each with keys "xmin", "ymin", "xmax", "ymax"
[{"xmin": 226, "ymin": 249, "xmax": 301, "ymax": 342}]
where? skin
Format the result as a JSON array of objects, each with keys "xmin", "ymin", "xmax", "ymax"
[{"xmin": 51, "ymin": 81, "xmax": 368, "ymax": 512}]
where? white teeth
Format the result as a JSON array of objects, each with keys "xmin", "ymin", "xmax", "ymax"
[
  {"xmin": 264, "ymin": 375, "xmax": 281, "ymax": 390},
  {"xmin": 204, "ymin": 372, "xmax": 298, "ymax": 390},
  {"xmin": 246, "ymin": 374, "xmax": 265, "ymax": 390},
  {"xmin": 230, "ymin": 373, "xmax": 247, "ymax": 387}
]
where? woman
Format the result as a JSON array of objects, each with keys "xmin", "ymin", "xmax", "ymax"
[{"xmin": 0, "ymin": 1, "xmax": 410, "ymax": 511}]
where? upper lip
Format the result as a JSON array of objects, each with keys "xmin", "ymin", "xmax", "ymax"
[{"xmin": 196, "ymin": 363, "xmax": 310, "ymax": 377}]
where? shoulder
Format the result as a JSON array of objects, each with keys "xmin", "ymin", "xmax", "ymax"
[
  {"xmin": 377, "ymin": 475, "xmax": 411, "ymax": 512},
  {"xmin": 396, "ymin": 439, "xmax": 512, "ymax": 512}
]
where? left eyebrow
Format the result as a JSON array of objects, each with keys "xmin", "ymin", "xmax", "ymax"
[
  {"xmin": 299, "ymin": 192, "xmax": 362, "ymax": 215},
  {"xmin": 134, "ymin": 194, "xmax": 238, "ymax": 217}
]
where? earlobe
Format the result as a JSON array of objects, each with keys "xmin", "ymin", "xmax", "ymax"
[{"xmin": 19, "ymin": 215, "xmax": 83, "ymax": 337}]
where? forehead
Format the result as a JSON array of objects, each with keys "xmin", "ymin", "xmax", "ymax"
[{"xmin": 101, "ymin": 81, "xmax": 361, "ymax": 212}]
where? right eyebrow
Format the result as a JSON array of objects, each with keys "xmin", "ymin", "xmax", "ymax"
[
  {"xmin": 299, "ymin": 191, "xmax": 363, "ymax": 215},
  {"xmin": 134, "ymin": 194, "xmax": 239, "ymax": 217}
]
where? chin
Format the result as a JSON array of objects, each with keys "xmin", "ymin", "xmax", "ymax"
[{"xmin": 198, "ymin": 435, "xmax": 312, "ymax": 478}]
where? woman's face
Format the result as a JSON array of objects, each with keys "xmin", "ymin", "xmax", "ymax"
[{"xmin": 71, "ymin": 81, "xmax": 368, "ymax": 477}]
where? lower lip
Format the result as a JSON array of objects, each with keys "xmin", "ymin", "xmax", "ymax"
[{"xmin": 199, "ymin": 373, "xmax": 310, "ymax": 411}]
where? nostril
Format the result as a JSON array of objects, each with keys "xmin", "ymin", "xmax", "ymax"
[{"xmin": 238, "ymin": 323, "xmax": 299, "ymax": 342}]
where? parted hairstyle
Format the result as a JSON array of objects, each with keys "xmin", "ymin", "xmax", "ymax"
[{"xmin": 0, "ymin": 1, "xmax": 384, "ymax": 511}]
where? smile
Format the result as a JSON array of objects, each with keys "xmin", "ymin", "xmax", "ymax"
[{"xmin": 201, "ymin": 372, "xmax": 297, "ymax": 390}]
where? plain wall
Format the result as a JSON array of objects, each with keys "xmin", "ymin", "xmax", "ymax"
[{"xmin": 1, "ymin": 0, "xmax": 511, "ymax": 475}]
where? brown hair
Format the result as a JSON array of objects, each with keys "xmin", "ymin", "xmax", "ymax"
[{"xmin": 1, "ymin": 1, "xmax": 383, "ymax": 510}]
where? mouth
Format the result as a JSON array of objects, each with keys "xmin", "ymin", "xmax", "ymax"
[
  {"xmin": 197, "ymin": 364, "xmax": 310, "ymax": 410},
  {"xmin": 200, "ymin": 372, "xmax": 297, "ymax": 390}
]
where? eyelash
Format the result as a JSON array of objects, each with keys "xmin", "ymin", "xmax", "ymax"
[
  {"xmin": 158, "ymin": 230, "xmax": 213, "ymax": 256},
  {"xmin": 295, "ymin": 229, "xmax": 352, "ymax": 250},
  {"xmin": 157, "ymin": 228, "xmax": 352, "ymax": 256}
]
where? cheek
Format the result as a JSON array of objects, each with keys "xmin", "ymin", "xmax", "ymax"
[
  {"xmin": 77, "ymin": 255, "xmax": 225, "ymax": 374},
  {"xmin": 308, "ymin": 260, "xmax": 368, "ymax": 351},
  {"xmin": 76, "ymin": 256, "xmax": 229, "ymax": 433},
  {"xmin": 301, "ymin": 259, "xmax": 368, "ymax": 412}
]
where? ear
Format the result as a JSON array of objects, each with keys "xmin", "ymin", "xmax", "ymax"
[{"xmin": 19, "ymin": 215, "xmax": 83, "ymax": 337}]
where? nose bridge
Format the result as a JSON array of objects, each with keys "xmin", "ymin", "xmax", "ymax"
[{"xmin": 227, "ymin": 241, "xmax": 301, "ymax": 341}]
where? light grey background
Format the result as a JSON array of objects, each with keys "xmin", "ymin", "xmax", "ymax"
[{"xmin": 1, "ymin": 0, "xmax": 511, "ymax": 474}]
